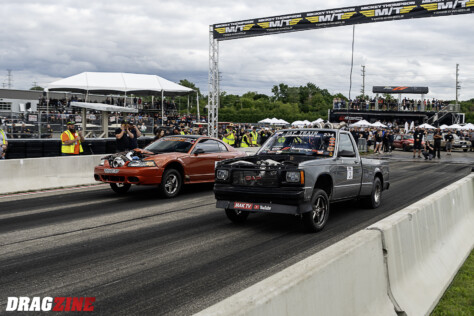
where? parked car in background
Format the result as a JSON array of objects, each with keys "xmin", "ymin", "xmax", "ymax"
[
  {"xmin": 440, "ymin": 133, "xmax": 471, "ymax": 152},
  {"xmin": 94, "ymin": 135, "xmax": 246, "ymax": 197},
  {"xmin": 392, "ymin": 134, "xmax": 425, "ymax": 151}
]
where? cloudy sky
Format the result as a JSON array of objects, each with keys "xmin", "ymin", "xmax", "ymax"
[{"xmin": 1, "ymin": 0, "xmax": 473, "ymax": 100}]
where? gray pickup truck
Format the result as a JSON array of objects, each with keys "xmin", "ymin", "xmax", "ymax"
[{"xmin": 214, "ymin": 128, "xmax": 390, "ymax": 232}]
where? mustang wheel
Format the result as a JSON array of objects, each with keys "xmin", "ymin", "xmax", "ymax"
[
  {"xmin": 365, "ymin": 177, "xmax": 382, "ymax": 209},
  {"xmin": 302, "ymin": 189, "xmax": 329, "ymax": 232},
  {"xmin": 160, "ymin": 168, "xmax": 182, "ymax": 198},
  {"xmin": 225, "ymin": 208, "xmax": 249, "ymax": 224},
  {"xmin": 110, "ymin": 183, "xmax": 131, "ymax": 194}
]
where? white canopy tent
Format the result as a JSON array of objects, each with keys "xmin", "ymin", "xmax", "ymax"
[
  {"xmin": 46, "ymin": 72, "xmax": 197, "ymax": 137},
  {"xmin": 371, "ymin": 121, "xmax": 387, "ymax": 128},
  {"xmin": 417, "ymin": 123, "xmax": 436, "ymax": 129},
  {"xmin": 291, "ymin": 120, "xmax": 305, "ymax": 127},
  {"xmin": 439, "ymin": 124, "xmax": 449, "ymax": 130},
  {"xmin": 258, "ymin": 118, "xmax": 273, "ymax": 124},
  {"xmin": 461, "ymin": 123, "xmax": 474, "ymax": 130},
  {"xmin": 350, "ymin": 119, "xmax": 372, "ymax": 128},
  {"xmin": 448, "ymin": 124, "xmax": 463, "ymax": 130}
]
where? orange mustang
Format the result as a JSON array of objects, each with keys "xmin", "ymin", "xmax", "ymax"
[{"xmin": 94, "ymin": 135, "xmax": 246, "ymax": 197}]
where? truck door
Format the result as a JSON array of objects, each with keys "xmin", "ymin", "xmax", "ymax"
[{"xmin": 334, "ymin": 133, "xmax": 363, "ymax": 198}]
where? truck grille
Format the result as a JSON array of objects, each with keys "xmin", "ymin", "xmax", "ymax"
[{"xmin": 232, "ymin": 170, "xmax": 279, "ymax": 187}]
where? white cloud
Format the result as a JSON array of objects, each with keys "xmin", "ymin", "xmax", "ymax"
[{"xmin": 0, "ymin": 0, "xmax": 473, "ymax": 100}]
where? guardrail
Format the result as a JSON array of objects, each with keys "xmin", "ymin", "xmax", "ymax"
[
  {"xmin": 197, "ymin": 174, "xmax": 474, "ymax": 316},
  {"xmin": 0, "ymin": 148, "xmax": 258, "ymax": 195}
]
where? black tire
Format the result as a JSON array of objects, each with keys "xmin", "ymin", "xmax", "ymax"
[
  {"xmin": 110, "ymin": 183, "xmax": 131, "ymax": 194},
  {"xmin": 463, "ymin": 149, "xmax": 467, "ymax": 152},
  {"xmin": 225, "ymin": 208, "xmax": 249, "ymax": 224},
  {"xmin": 403, "ymin": 144, "xmax": 408, "ymax": 152},
  {"xmin": 160, "ymin": 168, "xmax": 182, "ymax": 198},
  {"xmin": 302, "ymin": 189, "xmax": 330, "ymax": 232},
  {"xmin": 365, "ymin": 177, "xmax": 382, "ymax": 209}
]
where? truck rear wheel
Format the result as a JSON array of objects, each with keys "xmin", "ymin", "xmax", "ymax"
[
  {"xmin": 302, "ymin": 189, "xmax": 329, "ymax": 232},
  {"xmin": 365, "ymin": 177, "xmax": 382, "ymax": 209},
  {"xmin": 225, "ymin": 209, "xmax": 249, "ymax": 224}
]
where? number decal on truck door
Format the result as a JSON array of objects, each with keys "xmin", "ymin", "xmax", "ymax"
[{"xmin": 347, "ymin": 166, "xmax": 353, "ymax": 180}]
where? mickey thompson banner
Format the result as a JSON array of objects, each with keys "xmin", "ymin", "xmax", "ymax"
[{"xmin": 212, "ymin": 0, "xmax": 474, "ymax": 40}]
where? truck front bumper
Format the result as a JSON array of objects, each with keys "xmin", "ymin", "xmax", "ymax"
[{"xmin": 214, "ymin": 184, "xmax": 312, "ymax": 215}]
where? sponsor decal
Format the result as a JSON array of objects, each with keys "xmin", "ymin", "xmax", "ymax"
[
  {"xmin": 234, "ymin": 202, "xmax": 253, "ymax": 210},
  {"xmin": 347, "ymin": 166, "xmax": 354, "ymax": 180},
  {"xmin": 5, "ymin": 297, "xmax": 95, "ymax": 312},
  {"xmin": 327, "ymin": 146, "xmax": 335, "ymax": 152},
  {"xmin": 245, "ymin": 175, "xmax": 262, "ymax": 181},
  {"xmin": 213, "ymin": 0, "xmax": 474, "ymax": 40},
  {"xmin": 253, "ymin": 204, "xmax": 272, "ymax": 211},
  {"xmin": 104, "ymin": 168, "xmax": 119, "ymax": 174}
]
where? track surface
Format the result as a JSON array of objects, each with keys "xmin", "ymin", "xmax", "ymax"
[{"xmin": 0, "ymin": 161, "xmax": 471, "ymax": 315}]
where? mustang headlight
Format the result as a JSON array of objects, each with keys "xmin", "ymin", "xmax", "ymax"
[
  {"xmin": 128, "ymin": 160, "xmax": 157, "ymax": 167},
  {"xmin": 216, "ymin": 169, "xmax": 229, "ymax": 181},
  {"xmin": 286, "ymin": 171, "xmax": 304, "ymax": 184}
]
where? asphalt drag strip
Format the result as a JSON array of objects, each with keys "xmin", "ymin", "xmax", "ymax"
[{"xmin": 0, "ymin": 161, "xmax": 471, "ymax": 315}]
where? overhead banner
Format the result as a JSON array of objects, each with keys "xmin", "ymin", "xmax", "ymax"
[
  {"xmin": 373, "ymin": 86, "xmax": 429, "ymax": 94},
  {"xmin": 212, "ymin": 0, "xmax": 474, "ymax": 40}
]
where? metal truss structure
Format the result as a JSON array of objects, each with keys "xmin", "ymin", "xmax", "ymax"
[{"xmin": 208, "ymin": 28, "xmax": 219, "ymax": 137}]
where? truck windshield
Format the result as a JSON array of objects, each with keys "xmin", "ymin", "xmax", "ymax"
[{"xmin": 258, "ymin": 130, "xmax": 336, "ymax": 157}]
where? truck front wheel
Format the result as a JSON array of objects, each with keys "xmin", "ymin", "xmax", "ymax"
[
  {"xmin": 225, "ymin": 209, "xmax": 249, "ymax": 224},
  {"xmin": 302, "ymin": 189, "xmax": 330, "ymax": 232}
]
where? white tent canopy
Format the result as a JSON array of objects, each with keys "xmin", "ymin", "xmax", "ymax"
[
  {"xmin": 70, "ymin": 101, "xmax": 138, "ymax": 113},
  {"xmin": 258, "ymin": 118, "xmax": 272, "ymax": 124},
  {"xmin": 371, "ymin": 121, "xmax": 387, "ymax": 128},
  {"xmin": 448, "ymin": 124, "xmax": 463, "ymax": 130},
  {"xmin": 350, "ymin": 119, "xmax": 372, "ymax": 127},
  {"xmin": 417, "ymin": 123, "xmax": 436, "ymax": 129},
  {"xmin": 45, "ymin": 72, "xmax": 194, "ymax": 96},
  {"xmin": 461, "ymin": 123, "xmax": 474, "ymax": 130}
]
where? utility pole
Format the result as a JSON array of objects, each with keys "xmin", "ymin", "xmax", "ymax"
[
  {"xmin": 361, "ymin": 65, "xmax": 366, "ymax": 97},
  {"xmin": 455, "ymin": 64, "xmax": 460, "ymax": 106},
  {"xmin": 6, "ymin": 69, "xmax": 12, "ymax": 89}
]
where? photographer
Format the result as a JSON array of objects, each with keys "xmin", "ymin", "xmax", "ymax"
[
  {"xmin": 115, "ymin": 119, "xmax": 135, "ymax": 152},
  {"xmin": 128, "ymin": 123, "xmax": 142, "ymax": 149},
  {"xmin": 422, "ymin": 140, "xmax": 435, "ymax": 160}
]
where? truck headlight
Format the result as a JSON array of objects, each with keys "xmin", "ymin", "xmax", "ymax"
[
  {"xmin": 286, "ymin": 171, "xmax": 304, "ymax": 184},
  {"xmin": 128, "ymin": 160, "xmax": 157, "ymax": 167},
  {"xmin": 216, "ymin": 169, "xmax": 229, "ymax": 180}
]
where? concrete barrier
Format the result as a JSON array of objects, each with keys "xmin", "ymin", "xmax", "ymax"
[
  {"xmin": 0, "ymin": 155, "xmax": 103, "ymax": 194},
  {"xmin": 368, "ymin": 173, "xmax": 474, "ymax": 315},
  {"xmin": 196, "ymin": 230, "xmax": 397, "ymax": 316},
  {"xmin": 0, "ymin": 147, "xmax": 255, "ymax": 195}
]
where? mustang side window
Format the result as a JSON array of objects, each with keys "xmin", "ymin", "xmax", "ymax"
[{"xmin": 195, "ymin": 139, "xmax": 220, "ymax": 153}]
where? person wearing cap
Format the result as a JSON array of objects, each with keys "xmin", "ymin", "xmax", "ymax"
[
  {"xmin": 240, "ymin": 130, "xmax": 252, "ymax": 148},
  {"xmin": 115, "ymin": 119, "xmax": 135, "ymax": 152},
  {"xmin": 223, "ymin": 123, "xmax": 236, "ymax": 147},
  {"xmin": 61, "ymin": 121, "xmax": 84, "ymax": 155},
  {"xmin": 180, "ymin": 126, "xmax": 190, "ymax": 135},
  {"xmin": 250, "ymin": 126, "xmax": 259, "ymax": 146}
]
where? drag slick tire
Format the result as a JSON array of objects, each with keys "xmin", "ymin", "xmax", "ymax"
[
  {"xmin": 365, "ymin": 177, "xmax": 382, "ymax": 209},
  {"xmin": 110, "ymin": 183, "xmax": 131, "ymax": 194},
  {"xmin": 302, "ymin": 189, "xmax": 329, "ymax": 232},
  {"xmin": 225, "ymin": 208, "xmax": 249, "ymax": 224},
  {"xmin": 160, "ymin": 168, "xmax": 182, "ymax": 198}
]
